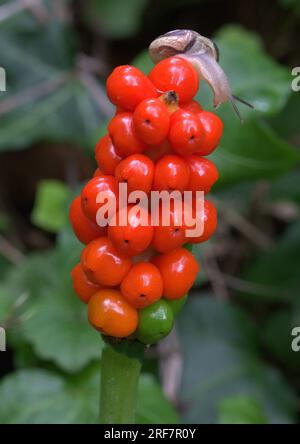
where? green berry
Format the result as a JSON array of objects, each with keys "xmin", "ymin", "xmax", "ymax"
[
  {"xmin": 167, "ymin": 294, "xmax": 188, "ymax": 316},
  {"xmin": 137, "ymin": 300, "xmax": 174, "ymax": 345}
]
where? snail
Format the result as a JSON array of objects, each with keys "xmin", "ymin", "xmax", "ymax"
[{"xmin": 149, "ymin": 29, "xmax": 253, "ymax": 122}]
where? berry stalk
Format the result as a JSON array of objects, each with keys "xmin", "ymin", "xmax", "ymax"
[{"xmin": 100, "ymin": 340, "xmax": 144, "ymax": 424}]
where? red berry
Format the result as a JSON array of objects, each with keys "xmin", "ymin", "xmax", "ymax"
[
  {"xmin": 195, "ymin": 111, "xmax": 223, "ymax": 156},
  {"xmin": 108, "ymin": 205, "xmax": 154, "ymax": 257},
  {"xmin": 153, "ymin": 154, "xmax": 190, "ymax": 191},
  {"xmin": 71, "ymin": 263, "xmax": 103, "ymax": 304},
  {"xmin": 106, "ymin": 65, "xmax": 157, "ymax": 111},
  {"xmin": 152, "ymin": 248, "xmax": 199, "ymax": 300},
  {"xmin": 108, "ymin": 112, "xmax": 146, "ymax": 157},
  {"xmin": 95, "ymin": 134, "xmax": 122, "ymax": 175},
  {"xmin": 81, "ymin": 176, "xmax": 118, "ymax": 224},
  {"xmin": 115, "ymin": 154, "xmax": 154, "ymax": 194},
  {"xmin": 152, "ymin": 203, "xmax": 186, "ymax": 253},
  {"xmin": 69, "ymin": 196, "xmax": 106, "ymax": 244},
  {"xmin": 133, "ymin": 98, "xmax": 170, "ymax": 145},
  {"xmin": 93, "ymin": 168, "xmax": 104, "ymax": 178},
  {"xmin": 181, "ymin": 100, "xmax": 202, "ymax": 114},
  {"xmin": 148, "ymin": 57, "xmax": 199, "ymax": 104},
  {"xmin": 168, "ymin": 109, "xmax": 205, "ymax": 156},
  {"xmin": 188, "ymin": 199, "xmax": 217, "ymax": 244},
  {"xmin": 121, "ymin": 262, "xmax": 163, "ymax": 309},
  {"xmin": 185, "ymin": 155, "xmax": 219, "ymax": 192},
  {"xmin": 81, "ymin": 237, "xmax": 132, "ymax": 286}
]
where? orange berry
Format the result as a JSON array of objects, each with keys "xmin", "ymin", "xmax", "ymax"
[
  {"xmin": 152, "ymin": 248, "xmax": 199, "ymax": 300},
  {"xmin": 80, "ymin": 237, "xmax": 132, "ymax": 286},
  {"xmin": 88, "ymin": 289, "xmax": 138, "ymax": 337},
  {"xmin": 69, "ymin": 196, "xmax": 106, "ymax": 244},
  {"xmin": 108, "ymin": 205, "xmax": 154, "ymax": 257},
  {"xmin": 115, "ymin": 154, "xmax": 154, "ymax": 194},
  {"xmin": 71, "ymin": 263, "xmax": 103, "ymax": 304},
  {"xmin": 153, "ymin": 154, "xmax": 190, "ymax": 191},
  {"xmin": 121, "ymin": 262, "xmax": 163, "ymax": 309},
  {"xmin": 95, "ymin": 134, "xmax": 122, "ymax": 175}
]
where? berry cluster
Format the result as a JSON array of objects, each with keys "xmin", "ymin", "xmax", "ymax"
[{"xmin": 70, "ymin": 56, "xmax": 223, "ymax": 345}]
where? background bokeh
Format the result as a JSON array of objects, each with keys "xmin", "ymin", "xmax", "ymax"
[{"xmin": 0, "ymin": 0, "xmax": 300, "ymax": 424}]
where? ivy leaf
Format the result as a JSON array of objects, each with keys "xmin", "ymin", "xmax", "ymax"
[
  {"xmin": 218, "ymin": 395, "xmax": 268, "ymax": 424},
  {"xmin": 31, "ymin": 180, "xmax": 71, "ymax": 233},
  {"xmin": 0, "ymin": 367, "xmax": 178, "ymax": 424},
  {"xmin": 3, "ymin": 245, "xmax": 103, "ymax": 373},
  {"xmin": 211, "ymin": 117, "xmax": 300, "ymax": 187},
  {"xmin": 85, "ymin": 0, "xmax": 149, "ymax": 39},
  {"xmin": 178, "ymin": 296, "xmax": 297, "ymax": 424},
  {"xmin": 241, "ymin": 220, "xmax": 300, "ymax": 302},
  {"xmin": 0, "ymin": 10, "xmax": 106, "ymax": 151}
]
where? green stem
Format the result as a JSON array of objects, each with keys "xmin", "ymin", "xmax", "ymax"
[{"xmin": 100, "ymin": 339, "xmax": 144, "ymax": 424}]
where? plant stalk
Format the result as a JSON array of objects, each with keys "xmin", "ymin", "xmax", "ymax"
[{"xmin": 99, "ymin": 339, "xmax": 144, "ymax": 424}]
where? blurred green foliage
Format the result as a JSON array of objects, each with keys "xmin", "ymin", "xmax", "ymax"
[{"xmin": 0, "ymin": 0, "xmax": 300, "ymax": 424}]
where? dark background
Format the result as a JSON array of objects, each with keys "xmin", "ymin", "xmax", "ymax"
[{"xmin": 0, "ymin": 0, "xmax": 299, "ymax": 424}]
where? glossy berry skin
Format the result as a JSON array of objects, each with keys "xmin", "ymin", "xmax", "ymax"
[
  {"xmin": 71, "ymin": 263, "xmax": 103, "ymax": 304},
  {"xmin": 88, "ymin": 289, "xmax": 138, "ymax": 337},
  {"xmin": 108, "ymin": 112, "xmax": 146, "ymax": 157},
  {"xmin": 153, "ymin": 154, "xmax": 190, "ymax": 192},
  {"xmin": 148, "ymin": 57, "xmax": 199, "ymax": 104},
  {"xmin": 69, "ymin": 196, "xmax": 106, "ymax": 244},
  {"xmin": 185, "ymin": 155, "xmax": 219, "ymax": 192},
  {"xmin": 115, "ymin": 154, "xmax": 154, "ymax": 194},
  {"xmin": 106, "ymin": 65, "xmax": 157, "ymax": 112},
  {"xmin": 168, "ymin": 109, "xmax": 205, "ymax": 156},
  {"xmin": 120, "ymin": 262, "xmax": 163, "ymax": 309},
  {"xmin": 133, "ymin": 98, "xmax": 170, "ymax": 145},
  {"xmin": 81, "ymin": 175, "xmax": 118, "ymax": 224},
  {"xmin": 137, "ymin": 299, "xmax": 174, "ymax": 345},
  {"xmin": 195, "ymin": 111, "xmax": 223, "ymax": 156},
  {"xmin": 81, "ymin": 237, "xmax": 132, "ymax": 286},
  {"xmin": 108, "ymin": 205, "xmax": 154, "ymax": 257},
  {"xmin": 152, "ymin": 248, "xmax": 199, "ymax": 300},
  {"xmin": 181, "ymin": 100, "xmax": 202, "ymax": 114},
  {"xmin": 152, "ymin": 204, "xmax": 186, "ymax": 253},
  {"xmin": 189, "ymin": 199, "xmax": 217, "ymax": 244},
  {"xmin": 167, "ymin": 294, "xmax": 187, "ymax": 316},
  {"xmin": 95, "ymin": 134, "xmax": 122, "ymax": 175}
]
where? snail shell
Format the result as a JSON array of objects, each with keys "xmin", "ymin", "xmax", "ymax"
[{"xmin": 149, "ymin": 29, "xmax": 252, "ymax": 121}]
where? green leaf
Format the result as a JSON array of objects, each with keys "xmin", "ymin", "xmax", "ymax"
[
  {"xmin": 31, "ymin": 180, "xmax": 71, "ymax": 233},
  {"xmin": 3, "ymin": 245, "xmax": 103, "ymax": 373},
  {"xmin": 209, "ymin": 25, "xmax": 292, "ymax": 116},
  {"xmin": 267, "ymin": 170, "xmax": 300, "ymax": 206},
  {"xmin": 132, "ymin": 49, "xmax": 154, "ymax": 74},
  {"xmin": 279, "ymin": 0, "xmax": 300, "ymax": 16},
  {"xmin": 178, "ymin": 296, "xmax": 297, "ymax": 424},
  {"xmin": 211, "ymin": 118, "xmax": 300, "ymax": 187},
  {"xmin": 0, "ymin": 10, "xmax": 105, "ymax": 151},
  {"xmin": 241, "ymin": 220, "xmax": 300, "ymax": 302},
  {"xmin": 0, "ymin": 366, "xmax": 100, "ymax": 424},
  {"xmin": 218, "ymin": 395, "xmax": 268, "ymax": 424},
  {"xmin": 137, "ymin": 374, "xmax": 179, "ymax": 424},
  {"xmin": 269, "ymin": 93, "xmax": 300, "ymax": 144},
  {"xmin": 85, "ymin": 0, "xmax": 149, "ymax": 39},
  {"xmin": 262, "ymin": 310, "xmax": 300, "ymax": 371},
  {"xmin": 0, "ymin": 367, "xmax": 178, "ymax": 424}
]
